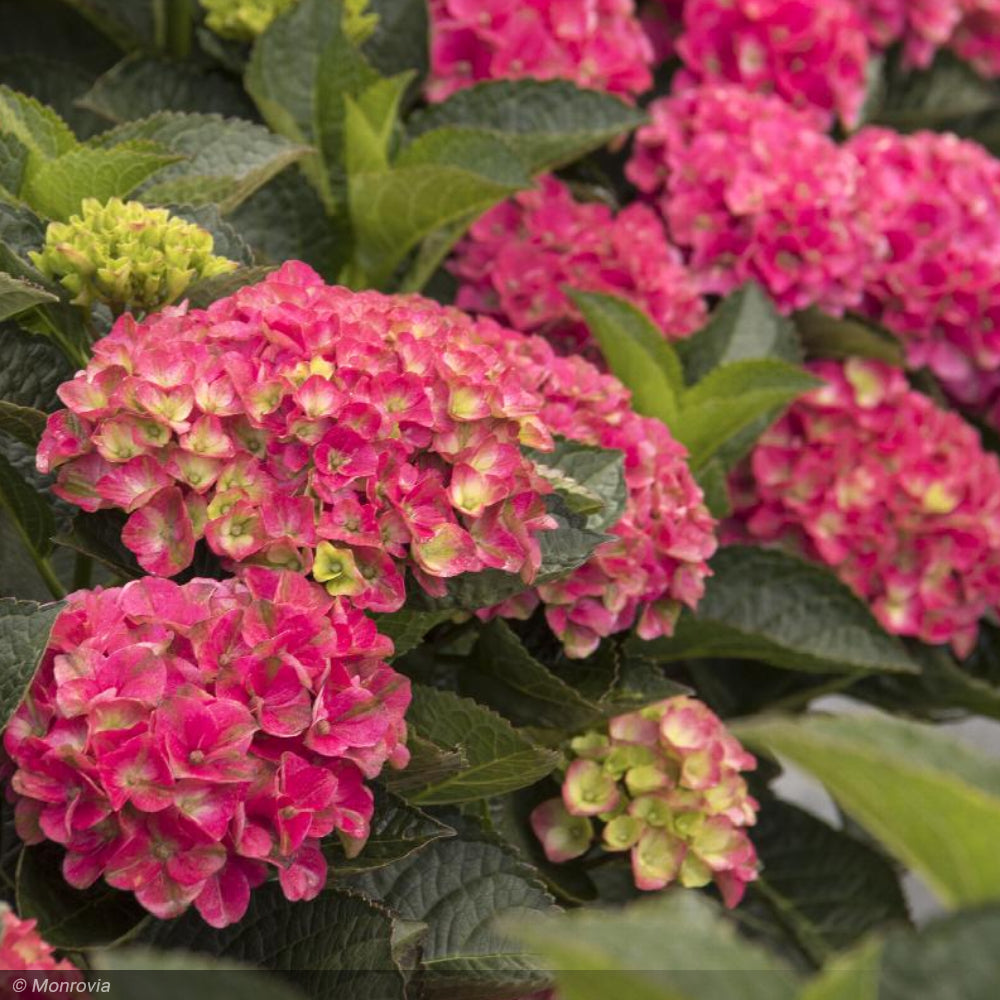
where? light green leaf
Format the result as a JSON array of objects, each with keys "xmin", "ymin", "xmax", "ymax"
[
  {"xmin": 734, "ymin": 712, "xmax": 1000, "ymax": 908},
  {"xmin": 94, "ymin": 112, "xmax": 310, "ymax": 214},
  {"xmin": 407, "ymin": 79, "xmax": 647, "ymax": 173},
  {"xmin": 0, "ymin": 400, "xmax": 47, "ymax": 447},
  {"xmin": 629, "ymin": 546, "xmax": 918, "ymax": 675},
  {"xmin": 568, "ymin": 288, "xmax": 683, "ymax": 428},
  {"xmin": 0, "ymin": 596, "xmax": 62, "ymax": 730},
  {"xmin": 0, "ymin": 85, "xmax": 77, "ymax": 160},
  {"xmin": 344, "ymin": 72, "xmax": 413, "ymax": 175},
  {"xmin": 679, "ymin": 283, "xmax": 802, "ymax": 384},
  {"xmin": 674, "ymin": 359, "xmax": 821, "ymax": 470},
  {"xmin": 403, "ymin": 685, "xmax": 559, "ymax": 804},
  {"xmin": 505, "ymin": 891, "xmax": 800, "ymax": 1000},
  {"xmin": 0, "ymin": 272, "xmax": 58, "ymax": 322},
  {"xmin": 323, "ymin": 786, "xmax": 454, "ymax": 876},
  {"xmin": 349, "ymin": 127, "xmax": 530, "ymax": 286},
  {"xmin": 22, "ymin": 141, "xmax": 182, "ymax": 220},
  {"xmin": 341, "ymin": 818, "xmax": 557, "ymax": 999}
]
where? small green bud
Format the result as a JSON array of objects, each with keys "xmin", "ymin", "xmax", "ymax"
[
  {"xmin": 199, "ymin": 0, "xmax": 376, "ymax": 43},
  {"xmin": 30, "ymin": 198, "xmax": 237, "ymax": 312},
  {"xmin": 602, "ymin": 814, "xmax": 644, "ymax": 852},
  {"xmin": 568, "ymin": 731, "xmax": 610, "ymax": 760}
]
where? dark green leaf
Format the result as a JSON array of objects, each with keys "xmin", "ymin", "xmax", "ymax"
[
  {"xmin": 53, "ymin": 509, "xmax": 143, "ymax": 579},
  {"xmin": 16, "ymin": 842, "xmax": 146, "ymax": 949},
  {"xmin": 324, "ymin": 786, "xmax": 454, "ymax": 876},
  {"xmin": 734, "ymin": 711, "xmax": 1000, "ymax": 908},
  {"xmin": 794, "ymin": 308, "xmax": 904, "ymax": 366},
  {"xmin": 166, "ymin": 202, "xmax": 255, "ymax": 265},
  {"xmin": 78, "ymin": 55, "xmax": 257, "ymax": 124},
  {"xmin": 0, "ymin": 272, "xmax": 58, "ymax": 321},
  {"xmin": 408, "ymin": 79, "xmax": 646, "ymax": 173},
  {"xmin": 679, "ymin": 283, "xmax": 802, "ymax": 384},
  {"xmin": 381, "ymin": 732, "xmax": 469, "ymax": 798},
  {"xmin": 372, "ymin": 608, "xmax": 455, "ymax": 659},
  {"xmin": 0, "ymin": 322, "xmax": 72, "ymax": 410},
  {"xmin": 0, "ymin": 202, "xmax": 47, "ymax": 258},
  {"xmin": 0, "ymin": 401, "xmax": 47, "ymax": 447},
  {"xmin": 527, "ymin": 439, "xmax": 626, "ymax": 531},
  {"xmin": 403, "ymin": 685, "xmax": 559, "ymax": 804},
  {"xmin": 0, "ymin": 596, "xmax": 62, "ymax": 729},
  {"xmin": 342, "ymin": 818, "xmax": 557, "ymax": 1000},
  {"xmin": 94, "ymin": 112, "xmax": 310, "ymax": 213},
  {"xmin": 0, "ymin": 450, "xmax": 56, "ymax": 558},
  {"xmin": 184, "ymin": 266, "xmax": 276, "ymax": 309},
  {"xmin": 362, "ymin": 0, "xmax": 429, "ymax": 87},
  {"xmin": 0, "ymin": 132, "xmax": 29, "ymax": 198},
  {"xmin": 55, "ymin": 0, "xmax": 157, "ymax": 51},
  {"xmin": 630, "ymin": 546, "xmax": 918, "ymax": 675},
  {"xmin": 145, "ymin": 882, "xmax": 406, "ymax": 1000}
]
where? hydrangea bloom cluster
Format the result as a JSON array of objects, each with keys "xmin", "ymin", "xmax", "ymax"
[
  {"xmin": 3, "ymin": 571, "xmax": 409, "ymax": 928},
  {"xmin": 675, "ymin": 0, "xmax": 870, "ymax": 128},
  {"xmin": 0, "ymin": 905, "xmax": 78, "ymax": 973},
  {"xmin": 847, "ymin": 128, "xmax": 1000, "ymax": 414},
  {"xmin": 531, "ymin": 696, "xmax": 759, "ymax": 907},
  {"xmin": 30, "ymin": 199, "xmax": 237, "ymax": 314},
  {"xmin": 850, "ymin": 0, "xmax": 1000, "ymax": 75},
  {"xmin": 36, "ymin": 262, "xmax": 558, "ymax": 608},
  {"xmin": 426, "ymin": 0, "xmax": 655, "ymax": 102},
  {"xmin": 626, "ymin": 84, "xmax": 874, "ymax": 315},
  {"xmin": 475, "ymin": 324, "xmax": 717, "ymax": 658},
  {"xmin": 730, "ymin": 359, "xmax": 1000, "ymax": 654},
  {"xmin": 450, "ymin": 175, "xmax": 706, "ymax": 357}
]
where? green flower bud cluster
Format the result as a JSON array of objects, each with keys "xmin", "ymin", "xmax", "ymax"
[
  {"xmin": 30, "ymin": 198, "xmax": 237, "ymax": 313},
  {"xmin": 200, "ymin": 0, "xmax": 375, "ymax": 43}
]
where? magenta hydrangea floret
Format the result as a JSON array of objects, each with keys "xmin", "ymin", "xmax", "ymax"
[
  {"xmin": 450, "ymin": 174, "xmax": 706, "ymax": 357},
  {"xmin": 847, "ymin": 127, "xmax": 1000, "ymax": 423},
  {"xmin": 675, "ymin": 0, "xmax": 871, "ymax": 128},
  {"xmin": 626, "ymin": 84, "xmax": 875, "ymax": 315},
  {"xmin": 37, "ymin": 262, "xmax": 559, "ymax": 608},
  {"xmin": 531, "ymin": 696, "xmax": 759, "ymax": 907},
  {"xmin": 3, "ymin": 570, "xmax": 410, "ymax": 928},
  {"xmin": 0, "ymin": 905, "xmax": 78, "ymax": 973},
  {"xmin": 426, "ymin": 0, "xmax": 655, "ymax": 102},
  {"xmin": 475, "ymin": 324, "xmax": 717, "ymax": 658},
  {"xmin": 730, "ymin": 358, "xmax": 1000, "ymax": 655}
]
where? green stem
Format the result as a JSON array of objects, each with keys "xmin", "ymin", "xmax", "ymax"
[
  {"xmin": 164, "ymin": 0, "xmax": 194, "ymax": 60},
  {"xmin": 33, "ymin": 552, "xmax": 67, "ymax": 601},
  {"xmin": 32, "ymin": 309, "xmax": 89, "ymax": 369},
  {"xmin": 72, "ymin": 553, "xmax": 93, "ymax": 591}
]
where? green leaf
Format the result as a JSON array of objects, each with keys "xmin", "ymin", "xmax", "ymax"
[
  {"xmin": 403, "ymin": 685, "xmax": 559, "ymax": 804},
  {"xmin": 408, "ymin": 79, "xmax": 646, "ymax": 173},
  {"xmin": 0, "ymin": 272, "xmax": 58, "ymax": 322},
  {"xmin": 0, "ymin": 85, "xmax": 77, "ymax": 160},
  {"xmin": 794, "ymin": 308, "xmax": 904, "ymax": 366},
  {"xmin": 0, "ymin": 401, "xmax": 47, "ymax": 447},
  {"xmin": 342, "ymin": 818, "xmax": 557, "ymax": 999},
  {"xmin": 569, "ymin": 288, "xmax": 683, "ymax": 427},
  {"xmin": 52, "ymin": 509, "xmax": 143, "ymax": 580},
  {"xmin": 693, "ymin": 457, "xmax": 732, "ymax": 519},
  {"xmin": 92, "ymin": 947, "xmax": 309, "ymax": 999},
  {"xmin": 679, "ymin": 283, "xmax": 802, "ymax": 384},
  {"xmin": 0, "ymin": 596, "xmax": 62, "ymax": 730},
  {"xmin": 362, "ymin": 0, "xmax": 430, "ymax": 86},
  {"xmin": 629, "ymin": 546, "xmax": 918, "ymax": 675},
  {"xmin": 22, "ymin": 141, "xmax": 182, "ymax": 220},
  {"xmin": 740, "ymin": 800, "xmax": 909, "ymax": 966},
  {"xmin": 324, "ymin": 786, "xmax": 454, "ymax": 876},
  {"xmin": 144, "ymin": 882, "xmax": 405, "ymax": 999},
  {"xmin": 78, "ymin": 55, "xmax": 257, "ymax": 124},
  {"xmin": 0, "ymin": 321, "xmax": 72, "ymax": 410},
  {"xmin": 94, "ymin": 112, "xmax": 310, "ymax": 214},
  {"xmin": 674, "ymin": 359, "xmax": 821, "ymax": 470},
  {"xmin": 373, "ymin": 608, "xmax": 455, "ymax": 659},
  {"xmin": 344, "ymin": 73, "xmax": 413, "ymax": 175},
  {"xmin": 381, "ymin": 732, "xmax": 469, "ymax": 798},
  {"xmin": 505, "ymin": 891, "xmax": 800, "ymax": 1000},
  {"xmin": 734, "ymin": 712, "xmax": 1000, "ymax": 909},
  {"xmin": 0, "ymin": 450, "xmax": 56, "ymax": 558},
  {"xmin": 184, "ymin": 266, "xmax": 277, "ymax": 309},
  {"xmin": 0, "ymin": 132, "xmax": 29, "ymax": 199},
  {"xmin": 463, "ymin": 619, "xmax": 604, "ymax": 733},
  {"xmin": 16, "ymin": 842, "xmax": 146, "ymax": 949},
  {"xmin": 0, "ymin": 202, "xmax": 47, "ymax": 258},
  {"xmin": 527, "ymin": 439, "xmax": 626, "ymax": 531},
  {"xmin": 55, "ymin": 0, "xmax": 157, "ymax": 52},
  {"xmin": 350, "ymin": 127, "xmax": 530, "ymax": 287}
]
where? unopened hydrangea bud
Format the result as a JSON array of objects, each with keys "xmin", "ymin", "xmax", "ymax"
[
  {"xmin": 200, "ymin": 0, "xmax": 375, "ymax": 42},
  {"xmin": 30, "ymin": 198, "xmax": 237, "ymax": 312},
  {"xmin": 531, "ymin": 696, "xmax": 759, "ymax": 907}
]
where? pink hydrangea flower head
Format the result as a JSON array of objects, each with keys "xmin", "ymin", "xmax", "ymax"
[
  {"xmin": 730, "ymin": 358, "xmax": 1000, "ymax": 655},
  {"xmin": 426, "ymin": 0, "xmax": 655, "ymax": 101},
  {"xmin": 676, "ymin": 0, "xmax": 871, "ymax": 128},
  {"xmin": 450, "ymin": 175, "xmax": 706, "ymax": 358},
  {"xmin": 847, "ymin": 127, "xmax": 1000, "ymax": 419},
  {"xmin": 627, "ymin": 84, "xmax": 877, "ymax": 315},
  {"xmin": 950, "ymin": 5, "xmax": 1000, "ymax": 77},
  {"xmin": 0, "ymin": 905, "xmax": 79, "ymax": 973},
  {"xmin": 3, "ymin": 571, "xmax": 410, "ymax": 927},
  {"xmin": 474, "ymin": 323, "xmax": 717, "ymax": 657},
  {"xmin": 38, "ymin": 263, "xmax": 560, "ymax": 609},
  {"xmin": 532, "ymin": 695, "xmax": 759, "ymax": 907}
]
